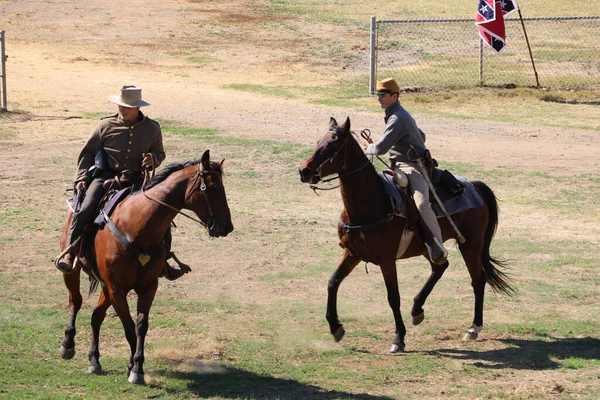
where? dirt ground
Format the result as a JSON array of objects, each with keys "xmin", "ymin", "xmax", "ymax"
[
  {"xmin": 2, "ymin": 1, "xmax": 599, "ymax": 176},
  {"xmin": 1, "ymin": 1, "xmax": 599, "ymax": 398}
]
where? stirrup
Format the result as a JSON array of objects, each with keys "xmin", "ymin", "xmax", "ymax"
[
  {"xmin": 160, "ymin": 252, "xmax": 192, "ymax": 281},
  {"xmin": 55, "ymin": 253, "xmax": 76, "ymax": 274},
  {"xmin": 54, "ymin": 237, "xmax": 82, "ymax": 274}
]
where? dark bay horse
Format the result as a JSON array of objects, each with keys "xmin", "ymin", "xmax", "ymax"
[
  {"xmin": 57, "ymin": 150, "xmax": 233, "ymax": 384},
  {"xmin": 299, "ymin": 117, "xmax": 512, "ymax": 353}
]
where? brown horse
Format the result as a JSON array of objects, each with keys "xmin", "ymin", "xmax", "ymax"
[
  {"xmin": 57, "ymin": 150, "xmax": 233, "ymax": 384},
  {"xmin": 299, "ymin": 117, "xmax": 512, "ymax": 353}
]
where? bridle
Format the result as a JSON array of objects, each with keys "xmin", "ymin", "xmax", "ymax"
[
  {"xmin": 307, "ymin": 127, "xmax": 397, "ymax": 232},
  {"xmin": 142, "ymin": 162, "xmax": 220, "ymax": 230},
  {"xmin": 309, "ymin": 129, "xmax": 372, "ymax": 192}
]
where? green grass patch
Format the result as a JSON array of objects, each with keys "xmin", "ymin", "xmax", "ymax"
[
  {"xmin": 81, "ymin": 111, "xmax": 111, "ymax": 120},
  {"xmin": 164, "ymin": 126, "xmax": 220, "ymax": 138},
  {"xmin": 164, "ymin": 51, "xmax": 191, "ymax": 56},
  {"xmin": 187, "ymin": 55, "xmax": 218, "ymax": 65},
  {"xmin": 225, "ymin": 83, "xmax": 297, "ymax": 99}
]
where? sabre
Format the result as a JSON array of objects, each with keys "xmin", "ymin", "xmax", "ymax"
[{"xmin": 415, "ymin": 157, "xmax": 466, "ymax": 244}]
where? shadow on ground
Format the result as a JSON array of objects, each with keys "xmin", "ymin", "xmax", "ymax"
[
  {"xmin": 430, "ymin": 336, "xmax": 600, "ymax": 370},
  {"xmin": 157, "ymin": 364, "xmax": 393, "ymax": 400}
]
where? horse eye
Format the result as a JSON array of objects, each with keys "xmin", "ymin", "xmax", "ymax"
[{"xmin": 205, "ymin": 179, "xmax": 218, "ymax": 189}]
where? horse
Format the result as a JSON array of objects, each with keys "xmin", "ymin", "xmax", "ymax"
[
  {"xmin": 57, "ymin": 150, "xmax": 233, "ymax": 384},
  {"xmin": 298, "ymin": 117, "xmax": 512, "ymax": 353}
]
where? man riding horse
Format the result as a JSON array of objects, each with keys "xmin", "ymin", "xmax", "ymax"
[
  {"xmin": 364, "ymin": 78, "xmax": 448, "ymax": 265},
  {"xmin": 56, "ymin": 85, "xmax": 189, "ymax": 280}
]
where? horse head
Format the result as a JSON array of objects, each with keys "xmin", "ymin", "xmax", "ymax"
[
  {"xmin": 185, "ymin": 150, "xmax": 234, "ymax": 237},
  {"xmin": 299, "ymin": 117, "xmax": 352, "ymax": 184}
]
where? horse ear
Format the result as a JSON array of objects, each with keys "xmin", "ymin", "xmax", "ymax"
[
  {"xmin": 329, "ymin": 117, "xmax": 338, "ymax": 128},
  {"xmin": 341, "ymin": 117, "xmax": 351, "ymax": 133},
  {"xmin": 201, "ymin": 149, "xmax": 210, "ymax": 168},
  {"xmin": 219, "ymin": 158, "xmax": 225, "ymax": 167}
]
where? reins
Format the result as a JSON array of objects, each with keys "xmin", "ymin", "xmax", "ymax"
[
  {"xmin": 141, "ymin": 159, "xmax": 217, "ymax": 229},
  {"xmin": 360, "ymin": 128, "xmax": 391, "ymax": 170}
]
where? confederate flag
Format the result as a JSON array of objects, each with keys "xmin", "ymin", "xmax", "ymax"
[{"xmin": 475, "ymin": 0, "xmax": 519, "ymax": 52}]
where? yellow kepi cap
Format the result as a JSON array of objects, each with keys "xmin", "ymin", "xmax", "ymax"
[{"xmin": 376, "ymin": 78, "xmax": 400, "ymax": 94}]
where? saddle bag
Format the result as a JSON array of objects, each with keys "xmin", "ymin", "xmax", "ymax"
[{"xmin": 431, "ymin": 168, "xmax": 465, "ymax": 196}]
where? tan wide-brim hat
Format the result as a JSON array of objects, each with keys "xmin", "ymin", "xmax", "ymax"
[
  {"xmin": 108, "ymin": 85, "xmax": 150, "ymax": 107},
  {"xmin": 376, "ymin": 78, "xmax": 400, "ymax": 94}
]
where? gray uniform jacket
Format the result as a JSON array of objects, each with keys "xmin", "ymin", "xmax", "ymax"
[{"xmin": 365, "ymin": 101, "xmax": 426, "ymax": 163}]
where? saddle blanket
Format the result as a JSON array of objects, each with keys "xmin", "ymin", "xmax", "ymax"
[{"xmin": 378, "ymin": 173, "xmax": 483, "ymax": 217}]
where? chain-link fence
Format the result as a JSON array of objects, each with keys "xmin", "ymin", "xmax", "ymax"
[{"xmin": 370, "ymin": 16, "xmax": 600, "ymax": 91}]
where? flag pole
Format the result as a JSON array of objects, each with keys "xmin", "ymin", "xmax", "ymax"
[{"xmin": 517, "ymin": 8, "xmax": 540, "ymax": 87}]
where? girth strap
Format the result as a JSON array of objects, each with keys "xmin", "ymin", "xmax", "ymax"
[
  {"xmin": 338, "ymin": 212, "xmax": 395, "ymax": 232},
  {"xmin": 101, "ymin": 210, "xmax": 164, "ymax": 266}
]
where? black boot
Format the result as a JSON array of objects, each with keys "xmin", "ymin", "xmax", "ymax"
[
  {"xmin": 159, "ymin": 226, "xmax": 191, "ymax": 281},
  {"xmin": 426, "ymin": 238, "xmax": 448, "ymax": 265},
  {"xmin": 56, "ymin": 252, "xmax": 75, "ymax": 273}
]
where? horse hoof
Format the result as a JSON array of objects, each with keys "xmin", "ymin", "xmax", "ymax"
[
  {"xmin": 462, "ymin": 324, "xmax": 482, "ymax": 341},
  {"xmin": 59, "ymin": 346, "xmax": 75, "ymax": 360},
  {"xmin": 333, "ymin": 326, "xmax": 345, "ymax": 342},
  {"xmin": 412, "ymin": 311, "xmax": 425, "ymax": 325},
  {"xmin": 390, "ymin": 343, "xmax": 405, "ymax": 353},
  {"xmin": 88, "ymin": 365, "xmax": 103, "ymax": 375},
  {"xmin": 181, "ymin": 264, "xmax": 192, "ymax": 273},
  {"xmin": 128, "ymin": 372, "xmax": 146, "ymax": 385}
]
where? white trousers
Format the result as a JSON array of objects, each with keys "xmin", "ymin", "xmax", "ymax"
[{"xmin": 395, "ymin": 163, "xmax": 443, "ymax": 243}]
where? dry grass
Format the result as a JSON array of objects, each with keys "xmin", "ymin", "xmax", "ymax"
[{"xmin": 1, "ymin": 1, "xmax": 599, "ymax": 399}]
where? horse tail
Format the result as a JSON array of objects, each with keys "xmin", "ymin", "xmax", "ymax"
[
  {"xmin": 87, "ymin": 245, "xmax": 103, "ymax": 296},
  {"xmin": 89, "ymin": 278, "xmax": 100, "ymax": 297},
  {"xmin": 472, "ymin": 180, "xmax": 515, "ymax": 296}
]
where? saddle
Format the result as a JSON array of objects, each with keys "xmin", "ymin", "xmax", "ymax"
[{"xmin": 379, "ymin": 168, "xmax": 484, "ymax": 219}]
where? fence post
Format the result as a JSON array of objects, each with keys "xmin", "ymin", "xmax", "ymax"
[
  {"xmin": 369, "ymin": 16, "xmax": 376, "ymax": 95},
  {"xmin": 478, "ymin": 38, "xmax": 483, "ymax": 86},
  {"xmin": 0, "ymin": 30, "xmax": 6, "ymax": 112}
]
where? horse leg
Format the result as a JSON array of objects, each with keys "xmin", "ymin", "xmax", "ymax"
[
  {"xmin": 60, "ymin": 267, "xmax": 82, "ymax": 360},
  {"xmin": 380, "ymin": 259, "xmax": 407, "ymax": 353},
  {"xmin": 128, "ymin": 280, "xmax": 159, "ymax": 385},
  {"xmin": 88, "ymin": 287, "xmax": 112, "ymax": 374},
  {"xmin": 108, "ymin": 286, "xmax": 138, "ymax": 381},
  {"xmin": 326, "ymin": 249, "xmax": 360, "ymax": 343},
  {"xmin": 411, "ymin": 260, "xmax": 449, "ymax": 325},
  {"xmin": 459, "ymin": 245, "xmax": 486, "ymax": 341}
]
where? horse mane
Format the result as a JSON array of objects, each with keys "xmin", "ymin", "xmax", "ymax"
[{"xmin": 139, "ymin": 159, "xmax": 223, "ymax": 191}]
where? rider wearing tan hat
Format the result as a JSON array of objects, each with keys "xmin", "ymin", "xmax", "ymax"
[
  {"xmin": 108, "ymin": 85, "xmax": 151, "ymax": 108},
  {"xmin": 57, "ymin": 85, "xmax": 165, "ymax": 271},
  {"xmin": 365, "ymin": 78, "xmax": 448, "ymax": 264}
]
